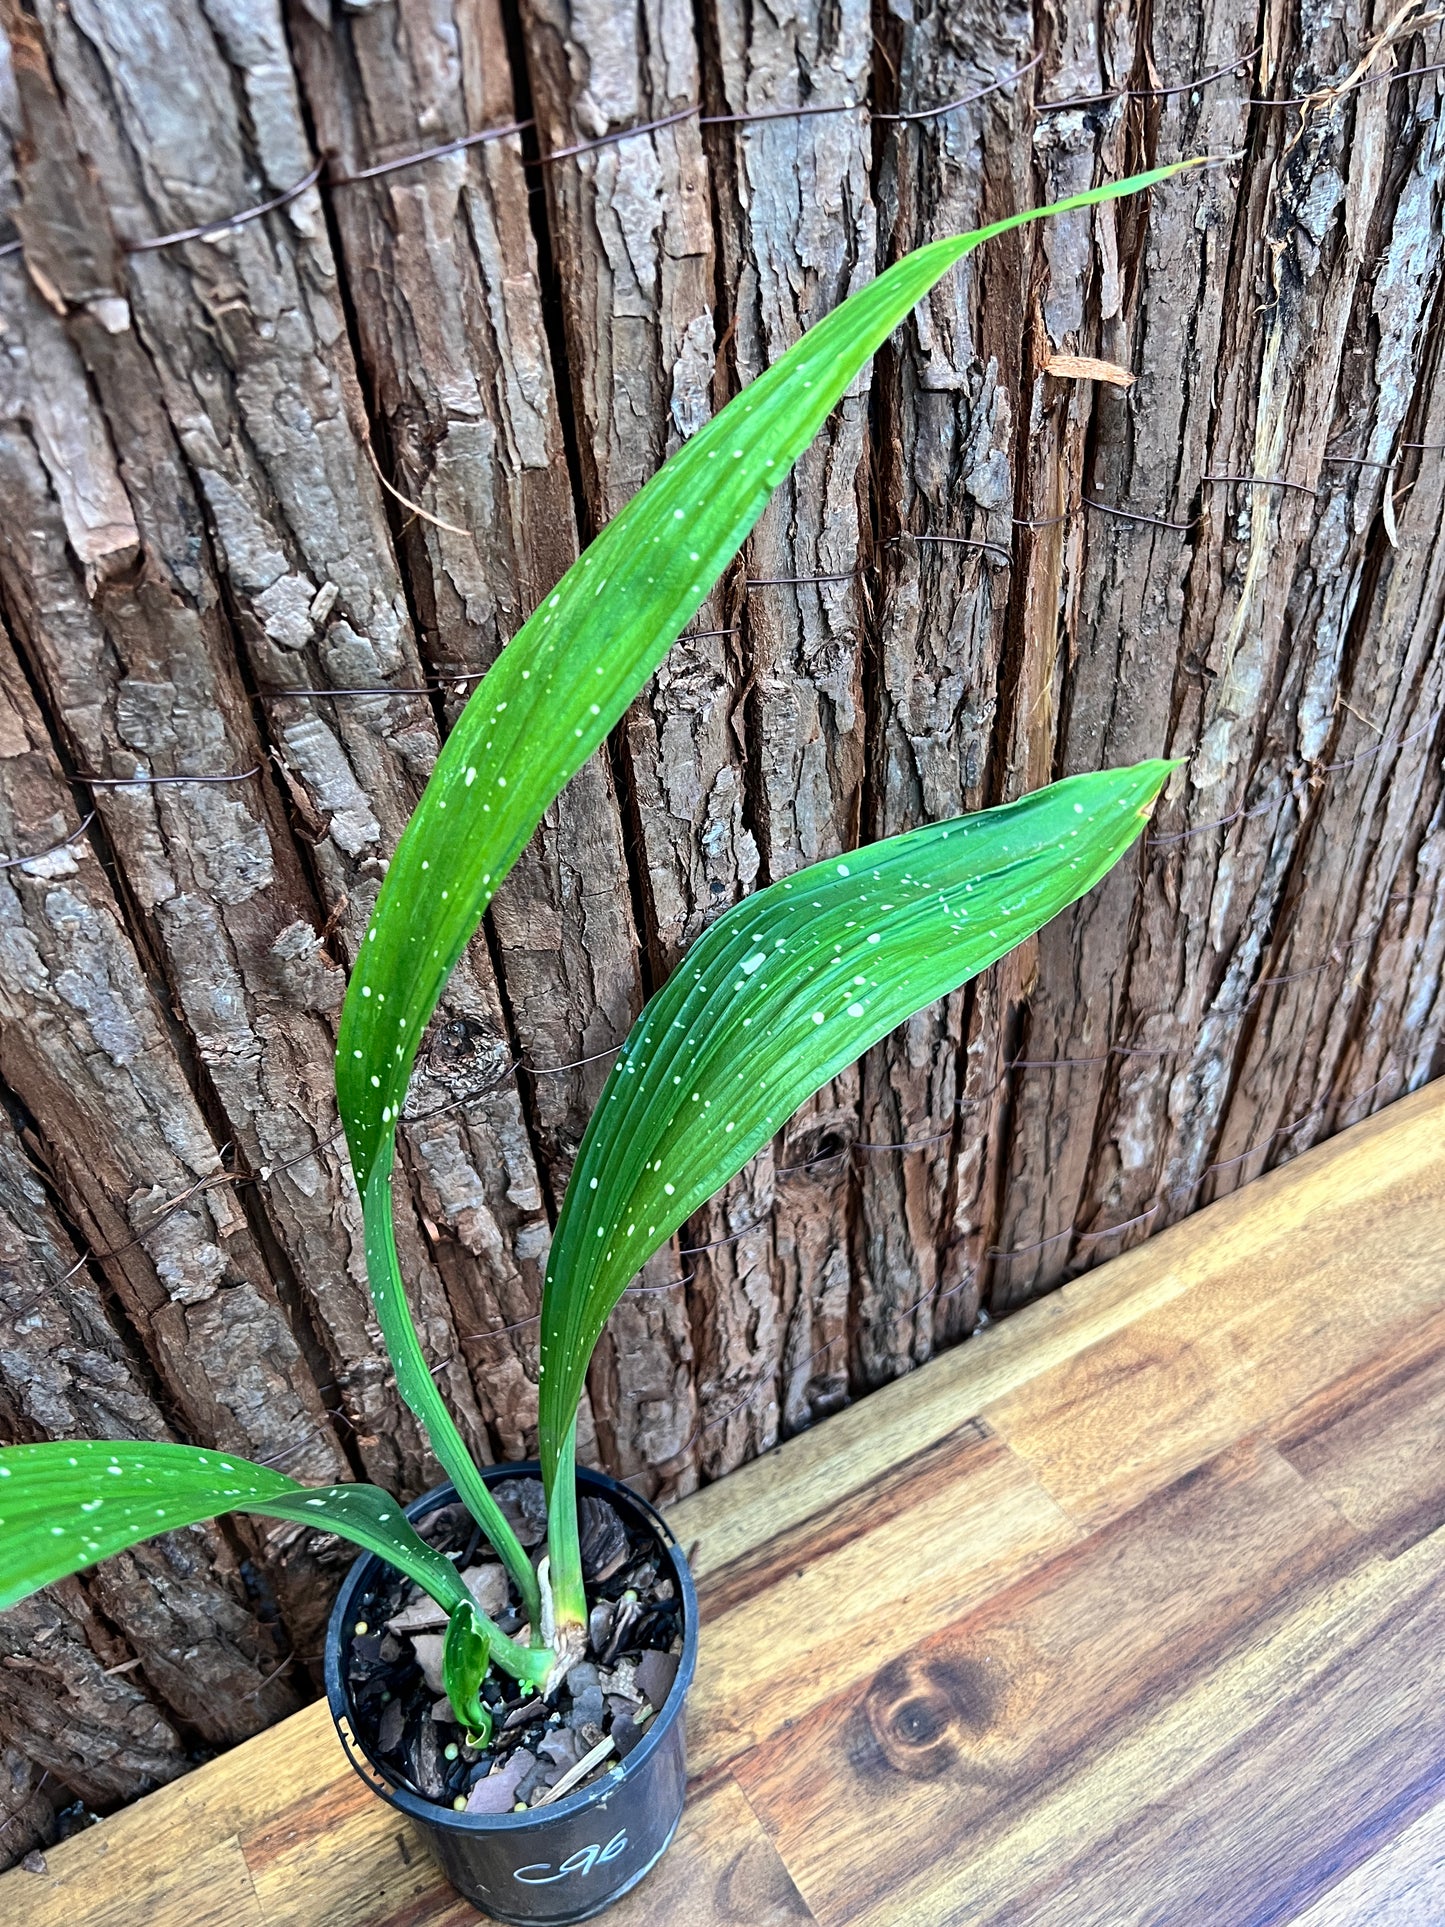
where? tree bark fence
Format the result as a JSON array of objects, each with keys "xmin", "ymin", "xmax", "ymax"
[{"xmin": 0, "ymin": 0, "xmax": 1440, "ymax": 1863}]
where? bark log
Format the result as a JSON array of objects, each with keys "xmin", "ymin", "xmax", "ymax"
[
  {"xmin": 0, "ymin": 1744, "xmax": 58, "ymax": 1867},
  {"xmin": 0, "ymin": 1112, "xmax": 301, "ymax": 1831},
  {"xmin": 511, "ymin": 0, "xmax": 720, "ymax": 1485},
  {"xmin": 0, "ymin": 0, "xmax": 1441, "ymax": 1852},
  {"xmin": 0, "ymin": 622, "xmax": 352, "ymax": 1599}
]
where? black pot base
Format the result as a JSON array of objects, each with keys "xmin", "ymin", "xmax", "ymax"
[{"xmin": 324, "ymin": 1465, "xmax": 698, "ymax": 1925}]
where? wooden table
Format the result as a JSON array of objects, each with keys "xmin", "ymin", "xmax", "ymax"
[{"xmin": 6, "ymin": 1081, "xmax": 1444, "ymax": 1926}]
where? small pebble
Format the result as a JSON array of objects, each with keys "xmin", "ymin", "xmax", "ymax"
[
  {"xmin": 444, "ymin": 1743, "xmax": 459, "ymax": 1761},
  {"xmin": 453, "ymin": 1795, "xmax": 468, "ymax": 1811},
  {"xmin": 353, "ymin": 1620, "xmax": 368, "ymax": 1637}
]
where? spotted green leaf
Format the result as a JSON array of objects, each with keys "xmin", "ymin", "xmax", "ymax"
[
  {"xmin": 0, "ymin": 1440, "xmax": 551, "ymax": 1686},
  {"xmin": 537, "ymin": 762, "xmax": 1174, "ymax": 1611},
  {"xmin": 334, "ymin": 162, "xmax": 1201, "ymax": 1560},
  {"xmin": 0, "ymin": 1439, "xmax": 465, "ymax": 1610}
]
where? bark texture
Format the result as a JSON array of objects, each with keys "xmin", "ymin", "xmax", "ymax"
[{"xmin": 0, "ymin": 0, "xmax": 1441, "ymax": 1854}]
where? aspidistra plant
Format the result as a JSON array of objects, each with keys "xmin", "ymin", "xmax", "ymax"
[{"xmin": 0, "ymin": 163, "xmax": 1193, "ymax": 1709}]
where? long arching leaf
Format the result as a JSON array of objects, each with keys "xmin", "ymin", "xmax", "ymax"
[
  {"xmin": 0, "ymin": 1441, "xmax": 551, "ymax": 1685},
  {"xmin": 334, "ymin": 161, "xmax": 1200, "ymax": 1557},
  {"xmin": 536, "ymin": 762, "xmax": 1174, "ymax": 1611}
]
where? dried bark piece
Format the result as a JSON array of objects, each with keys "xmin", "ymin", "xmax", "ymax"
[
  {"xmin": 408, "ymin": 1634, "xmax": 446, "ymax": 1698},
  {"xmin": 633, "ymin": 1648, "xmax": 677, "ymax": 1712},
  {"xmin": 0, "ymin": 1745, "xmax": 59, "ymax": 1874},
  {"xmin": 490, "ymin": 1478, "xmax": 548, "ymax": 1548},
  {"xmin": 1043, "ymin": 354, "xmax": 1136, "ymax": 386},
  {"xmin": 465, "ymin": 1747, "xmax": 533, "ymax": 1814},
  {"xmin": 577, "ymin": 1496, "xmax": 628, "ymax": 1582},
  {"xmin": 386, "ymin": 1564, "xmax": 509, "ymax": 1634},
  {"xmin": 0, "ymin": 1587, "xmax": 185, "ymax": 1808}
]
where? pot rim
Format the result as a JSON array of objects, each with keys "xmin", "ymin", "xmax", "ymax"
[{"xmin": 323, "ymin": 1460, "xmax": 698, "ymax": 1835}]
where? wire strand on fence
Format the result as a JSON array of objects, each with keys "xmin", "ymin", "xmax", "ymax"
[
  {"xmin": 1203, "ymin": 471, "xmax": 1321, "ymax": 497},
  {"xmin": 1036, "ymin": 43, "xmax": 1261, "ymax": 113},
  {"xmin": 1081, "ymin": 495, "xmax": 1200, "ymax": 531},
  {"xmin": 124, "ymin": 160, "xmax": 326, "ymax": 254},
  {"xmin": 236, "ymin": 424, "xmax": 1443, "ymax": 718},
  {"xmin": 7, "ymin": 44, "xmax": 1437, "ymax": 276},
  {"xmin": 521, "ymin": 1044, "xmax": 625, "ymax": 1076},
  {"xmin": 331, "ymin": 121, "xmax": 534, "ymax": 185},
  {"xmin": 1146, "ymin": 696, "xmax": 1445, "ymax": 849},
  {"xmin": 746, "ymin": 568, "xmax": 864, "ymax": 587},
  {"xmin": 1318, "ymin": 701, "xmax": 1445, "ymax": 772},
  {"xmin": 255, "ymin": 675, "xmax": 487, "ymax": 701},
  {"xmin": 79, "ymin": 765, "xmax": 262, "ymax": 788},
  {"xmin": 252, "ymin": 622, "xmax": 736, "ymax": 705},
  {"xmin": 1147, "ymin": 798, "xmax": 1276, "ymax": 846},
  {"xmin": 899, "ymin": 532, "xmax": 1014, "ymax": 561},
  {"xmin": 872, "ymin": 53, "xmax": 1045, "ymax": 123},
  {"xmin": 1253, "ymin": 59, "xmax": 1445, "ymax": 109},
  {"xmin": 0, "ymin": 813, "xmax": 97, "ymax": 872}
]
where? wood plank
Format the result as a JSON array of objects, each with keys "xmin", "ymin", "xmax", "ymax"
[
  {"xmin": 734, "ymin": 1439, "xmax": 1364, "ymax": 1924},
  {"xmin": 982, "ymin": 1081, "xmax": 1445, "ymax": 1526},
  {"xmin": 675, "ymin": 1079, "xmax": 1445, "ymax": 1574},
  {"xmin": 595, "ymin": 1779, "xmax": 813, "ymax": 1927},
  {"xmin": 1272, "ymin": 1306, "xmax": 1445, "ymax": 1558},
  {"xmin": 243, "ymin": 1771, "xmax": 438, "ymax": 1927},
  {"xmin": 689, "ymin": 1422, "xmax": 1078, "ymax": 1776},
  {"xmin": 1284, "ymin": 1791, "xmax": 1445, "ymax": 1926},
  {"xmin": 2, "ymin": 1082, "xmax": 1442, "ymax": 1926},
  {"xmin": 3, "ymin": 1833, "xmax": 264, "ymax": 1927},
  {"xmin": 867, "ymin": 1521, "xmax": 1445, "ymax": 1927}
]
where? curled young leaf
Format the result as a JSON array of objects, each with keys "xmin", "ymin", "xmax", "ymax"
[{"xmin": 442, "ymin": 1598, "xmax": 494, "ymax": 1743}]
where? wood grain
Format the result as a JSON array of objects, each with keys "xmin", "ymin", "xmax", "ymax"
[
  {"xmin": 1287, "ymin": 1793, "xmax": 1445, "ymax": 1927},
  {"xmin": 4, "ymin": 1081, "xmax": 1442, "ymax": 1924}
]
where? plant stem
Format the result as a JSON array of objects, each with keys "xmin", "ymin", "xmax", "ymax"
[
  {"xmin": 542, "ymin": 1417, "xmax": 588, "ymax": 1634},
  {"xmin": 362, "ymin": 1168, "xmax": 542, "ymax": 1629},
  {"xmin": 474, "ymin": 1612, "xmax": 554, "ymax": 1692}
]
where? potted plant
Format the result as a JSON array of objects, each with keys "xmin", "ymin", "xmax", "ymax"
[{"xmin": 0, "ymin": 163, "xmax": 1193, "ymax": 1922}]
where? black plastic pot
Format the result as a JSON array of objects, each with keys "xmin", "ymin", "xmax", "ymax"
[{"xmin": 324, "ymin": 1463, "xmax": 697, "ymax": 1925}]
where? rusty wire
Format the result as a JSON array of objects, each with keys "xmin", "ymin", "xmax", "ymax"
[
  {"xmin": 2, "ymin": 47, "xmax": 1439, "ymax": 276},
  {"xmin": 0, "ymin": 813, "xmax": 96, "ymax": 872},
  {"xmin": 234, "ymin": 443, "xmax": 1445, "ymax": 712},
  {"xmin": 123, "ymin": 160, "xmax": 326, "ymax": 254},
  {"xmin": 1147, "ymin": 698, "xmax": 1445, "ymax": 849},
  {"xmin": 79, "ymin": 765, "xmax": 262, "ymax": 788},
  {"xmin": 1036, "ymin": 43, "xmax": 1262, "ymax": 113},
  {"xmin": 1203, "ymin": 471, "xmax": 1321, "ymax": 498},
  {"xmin": 1252, "ymin": 58, "xmax": 1445, "ymax": 109}
]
